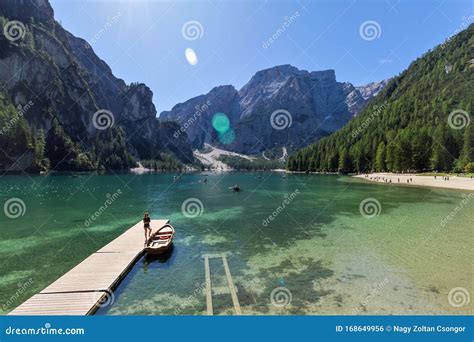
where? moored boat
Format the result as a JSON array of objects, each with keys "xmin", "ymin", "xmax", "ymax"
[{"xmin": 145, "ymin": 223, "xmax": 175, "ymax": 255}]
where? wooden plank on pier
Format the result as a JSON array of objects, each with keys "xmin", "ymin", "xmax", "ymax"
[
  {"xmin": 204, "ymin": 255, "xmax": 213, "ymax": 316},
  {"xmin": 9, "ymin": 219, "xmax": 169, "ymax": 316},
  {"xmin": 8, "ymin": 292, "xmax": 106, "ymax": 316},
  {"xmin": 222, "ymin": 254, "xmax": 241, "ymax": 315},
  {"xmin": 40, "ymin": 252, "xmax": 139, "ymax": 293}
]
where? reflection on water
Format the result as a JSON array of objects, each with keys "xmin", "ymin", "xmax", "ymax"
[{"xmin": 0, "ymin": 172, "xmax": 472, "ymax": 315}]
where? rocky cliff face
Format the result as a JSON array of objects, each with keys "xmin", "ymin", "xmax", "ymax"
[
  {"xmin": 161, "ymin": 85, "xmax": 240, "ymax": 148},
  {"xmin": 161, "ymin": 65, "xmax": 384, "ymax": 154},
  {"xmin": 0, "ymin": 0, "xmax": 192, "ymax": 171},
  {"xmin": 356, "ymin": 79, "xmax": 390, "ymax": 100}
]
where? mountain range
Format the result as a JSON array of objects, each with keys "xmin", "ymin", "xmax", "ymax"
[
  {"xmin": 2, "ymin": 0, "xmax": 468, "ymax": 175},
  {"xmin": 161, "ymin": 65, "xmax": 386, "ymax": 155}
]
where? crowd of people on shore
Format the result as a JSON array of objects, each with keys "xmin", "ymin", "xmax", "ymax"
[
  {"xmin": 363, "ymin": 174, "xmax": 414, "ymax": 184},
  {"xmin": 362, "ymin": 173, "xmax": 462, "ymax": 183},
  {"xmin": 357, "ymin": 173, "xmax": 473, "ymax": 191}
]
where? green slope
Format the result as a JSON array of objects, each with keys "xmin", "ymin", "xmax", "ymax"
[{"xmin": 288, "ymin": 24, "xmax": 473, "ymax": 173}]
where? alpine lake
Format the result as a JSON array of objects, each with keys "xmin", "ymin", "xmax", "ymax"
[{"xmin": 0, "ymin": 172, "xmax": 472, "ymax": 315}]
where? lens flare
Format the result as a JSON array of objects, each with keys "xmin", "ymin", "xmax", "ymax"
[
  {"xmin": 212, "ymin": 112, "xmax": 230, "ymax": 133},
  {"xmin": 185, "ymin": 48, "xmax": 198, "ymax": 65},
  {"xmin": 218, "ymin": 128, "xmax": 235, "ymax": 144}
]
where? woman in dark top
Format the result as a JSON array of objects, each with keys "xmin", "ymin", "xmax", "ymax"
[{"xmin": 143, "ymin": 212, "xmax": 151, "ymax": 243}]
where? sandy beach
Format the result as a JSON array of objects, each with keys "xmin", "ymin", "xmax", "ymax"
[{"xmin": 354, "ymin": 173, "xmax": 474, "ymax": 191}]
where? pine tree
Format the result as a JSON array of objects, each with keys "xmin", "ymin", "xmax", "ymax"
[
  {"xmin": 338, "ymin": 148, "xmax": 351, "ymax": 173},
  {"xmin": 431, "ymin": 125, "xmax": 455, "ymax": 171},
  {"xmin": 411, "ymin": 130, "xmax": 431, "ymax": 171},
  {"xmin": 374, "ymin": 142, "xmax": 386, "ymax": 172},
  {"xmin": 460, "ymin": 123, "xmax": 473, "ymax": 167},
  {"xmin": 34, "ymin": 129, "xmax": 50, "ymax": 171},
  {"xmin": 385, "ymin": 142, "xmax": 395, "ymax": 171}
]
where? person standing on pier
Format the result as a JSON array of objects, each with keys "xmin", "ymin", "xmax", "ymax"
[{"xmin": 143, "ymin": 212, "xmax": 151, "ymax": 244}]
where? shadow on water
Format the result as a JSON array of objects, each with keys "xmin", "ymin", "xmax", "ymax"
[{"xmin": 144, "ymin": 244, "xmax": 175, "ymax": 265}]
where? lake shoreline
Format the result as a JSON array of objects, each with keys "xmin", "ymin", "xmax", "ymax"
[{"xmin": 353, "ymin": 172, "xmax": 474, "ymax": 191}]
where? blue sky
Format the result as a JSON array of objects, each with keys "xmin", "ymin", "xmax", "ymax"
[{"xmin": 51, "ymin": 0, "xmax": 472, "ymax": 115}]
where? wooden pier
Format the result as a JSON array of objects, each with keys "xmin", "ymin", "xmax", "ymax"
[{"xmin": 8, "ymin": 219, "xmax": 169, "ymax": 316}]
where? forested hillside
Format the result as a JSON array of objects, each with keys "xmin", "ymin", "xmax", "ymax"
[{"xmin": 287, "ymin": 24, "xmax": 473, "ymax": 173}]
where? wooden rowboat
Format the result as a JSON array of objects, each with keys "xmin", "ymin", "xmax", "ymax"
[{"xmin": 145, "ymin": 223, "xmax": 175, "ymax": 255}]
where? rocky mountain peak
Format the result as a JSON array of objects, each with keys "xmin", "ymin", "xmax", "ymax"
[
  {"xmin": 252, "ymin": 64, "xmax": 302, "ymax": 78},
  {"xmin": 309, "ymin": 69, "xmax": 336, "ymax": 82},
  {"xmin": 209, "ymin": 84, "xmax": 238, "ymax": 97},
  {"xmin": 356, "ymin": 79, "xmax": 390, "ymax": 100},
  {"xmin": 246, "ymin": 64, "xmax": 315, "ymax": 85},
  {"xmin": 162, "ymin": 65, "xmax": 387, "ymax": 155},
  {"xmin": 0, "ymin": 0, "xmax": 54, "ymax": 24}
]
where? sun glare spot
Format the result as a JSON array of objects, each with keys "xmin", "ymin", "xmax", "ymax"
[{"xmin": 185, "ymin": 48, "xmax": 198, "ymax": 65}]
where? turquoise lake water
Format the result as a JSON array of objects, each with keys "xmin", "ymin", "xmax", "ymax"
[{"xmin": 0, "ymin": 172, "xmax": 472, "ymax": 315}]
